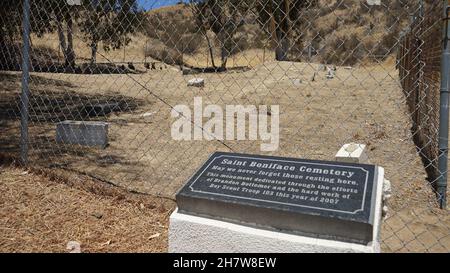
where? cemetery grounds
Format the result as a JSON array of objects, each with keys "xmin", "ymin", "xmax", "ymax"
[{"xmin": 1, "ymin": 48, "xmax": 449, "ymax": 252}]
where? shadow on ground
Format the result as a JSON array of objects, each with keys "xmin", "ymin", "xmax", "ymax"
[{"xmin": 0, "ymin": 72, "xmax": 141, "ymax": 166}]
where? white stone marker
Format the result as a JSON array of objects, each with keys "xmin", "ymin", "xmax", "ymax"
[
  {"xmin": 335, "ymin": 143, "xmax": 369, "ymax": 164},
  {"xmin": 169, "ymin": 152, "xmax": 384, "ymax": 253},
  {"xmin": 335, "ymin": 143, "xmax": 391, "ymax": 221},
  {"xmin": 187, "ymin": 78, "xmax": 205, "ymax": 87}
]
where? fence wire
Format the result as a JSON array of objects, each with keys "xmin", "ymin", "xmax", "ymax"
[
  {"xmin": 0, "ymin": 0, "xmax": 449, "ymax": 252},
  {"xmin": 399, "ymin": 0, "xmax": 444, "ymax": 200}
]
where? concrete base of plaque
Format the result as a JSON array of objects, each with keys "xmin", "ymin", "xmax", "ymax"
[{"xmin": 169, "ymin": 152, "xmax": 384, "ymax": 253}]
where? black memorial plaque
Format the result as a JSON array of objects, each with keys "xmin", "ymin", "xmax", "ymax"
[{"xmin": 176, "ymin": 152, "xmax": 380, "ymax": 244}]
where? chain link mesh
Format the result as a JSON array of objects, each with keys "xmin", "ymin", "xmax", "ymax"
[{"xmin": 0, "ymin": 0, "xmax": 449, "ymax": 252}]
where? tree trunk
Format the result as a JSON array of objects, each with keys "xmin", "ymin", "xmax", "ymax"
[
  {"xmin": 56, "ymin": 15, "xmax": 76, "ymax": 71},
  {"xmin": 65, "ymin": 17, "xmax": 76, "ymax": 70},
  {"xmin": 219, "ymin": 33, "xmax": 228, "ymax": 70},
  {"xmin": 274, "ymin": 0, "xmax": 291, "ymax": 62},
  {"xmin": 275, "ymin": 32, "xmax": 289, "ymax": 61},
  {"xmin": 56, "ymin": 19, "xmax": 68, "ymax": 63},
  {"xmin": 90, "ymin": 41, "xmax": 98, "ymax": 65},
  {"xmin": 204, "ymin": 32, "xmax": 216, "ymax": 68},
  {"xmin": 221, "ymin": 46, "xmax": 228, "ymax": 70}
]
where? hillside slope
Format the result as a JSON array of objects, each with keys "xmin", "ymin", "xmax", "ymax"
[
  {"xmin": 143, "ymin": 1, "xmax": 415, "ymax": 67},
  {"xmin": 2, "ymin": 1, "xmax": 416, "ymax": 71}
]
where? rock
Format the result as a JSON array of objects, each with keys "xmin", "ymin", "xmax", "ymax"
[
  {"xmin": 367, "ymin": 0, "xmax": 381, "ymax": 6},
  {"xmin": 141, "ymin": 111, "xmax": 156, "ymax": 118},
  {"xmin": 382, "ymin": 179, "xmax": 392, "ymax": 219},
  {"xmin": 383, "ymin": 179, "xmax": 392, "ymax": 200},
  {"xmin": 327, "ymin": 70, "xmax": 335, "ymax": 80},
  {"xmin": 149, "ymin": 233, "xmax": 161, "ymax": 240},
  {"xmin": 292, "ymin": 79, "xmax": 302, "ymax": 86},
  {"xmin": 91, "ymin": 212, "xmax": 103, "ymax": 219},
  {"xmin": 187, "ymin": 78, "xmax": 205, "ymax": 87},
  {"xmin": 382, "ymin": 205, "xmax": 389, "ymax": 218},
  {"xmin": 83, "ymin": 102, "xmax": 120, "ymax": 117},
  {"xmin": 66, "ymin": 241, "xmax": 81, "ymax": 253},
  {"xmin": 326, "ymin": 67, "xmax": 335, "ymax": 79},
  {"xmin": 182, "ymin": 68, "xmax": 194, "ymax": 75},
  {"xmin": 101, "ymin": 240, "xmax": 112, "ymax": 246}
]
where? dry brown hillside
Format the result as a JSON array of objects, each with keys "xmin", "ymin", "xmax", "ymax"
[
  {"xmin": 143, "ymin": 1, "xmax": 415, "ymax": 68},
  {"xmin": 2, "ymin": 1, "xmax": 416, "ymax": 71}
]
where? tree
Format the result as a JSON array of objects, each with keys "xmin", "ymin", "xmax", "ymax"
[
  {"xmin": 0, "ymin": 0, "xmax": 57, "ymax": 69},
  {"xmin": 1, "ymin": 0, "xmax": 143, "ymax": 71},
  {"xmin": 0, "ymin": 1, "xmax": 21, "ymax": 45},
  {"xmin": 0, "ymin": 0, "xmax": 57, "ymax": 45},
  {"xmin": 255, "ymin": 0, "xmax": 315, "ymax": 61},
  {"xmin": 48, "ymin": 1, "xmax": 78, "ymax": 70},
  {"xmin": 189, "ymin": 0, "xmax": 217, "ymax": 68},
  {"xmin": 190, "ymin": 0, "xmax": 247, "ymax": 70},
  {"xmin": 79, "ymin": 0, "xmax": 142, "ymax": 64}
]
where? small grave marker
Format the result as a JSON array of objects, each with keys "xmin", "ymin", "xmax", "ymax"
[{"xmin": 56, "ymin": 120, "xmax": 109, "ymax": 148}]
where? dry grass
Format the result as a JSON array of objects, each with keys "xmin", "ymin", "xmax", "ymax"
[
  {"xmin": 1, "ymin": 57, "xmax": 450, "ymax": 252},
  {"xmin": 26, "ymin": 1, "xmax": 411, "ymax": 70},
  {"xmin": 0, "ymin": 163, "xmax": 174, "ymax": 253},
  {"xmin": 1, "ymin": 1, "xmax": 448, "ymax": 254}
]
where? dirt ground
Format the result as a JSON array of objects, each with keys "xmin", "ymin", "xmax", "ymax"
[
  {"xmin": 0, "ymin": 164, "xmax": 172, "ymax": 253},
  {"xmin": 0, "ymin": 59, "xmax": 442, "ymax": 200},
  {"xmin": 1, "ymin": 56, "xmax": 449, "ymax": 252},
  {"xmin": 0, "ymin": 163, "xmax": 448, "ymax": 253}
]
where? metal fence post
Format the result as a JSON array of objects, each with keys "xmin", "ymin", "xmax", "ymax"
[
  {"xmin": 437, "ymin": 0, "xmax": 450, "ymax": 209},
  {"xmin": 20, "ymin": 0, "xmax": 31, "ymax": 166}
]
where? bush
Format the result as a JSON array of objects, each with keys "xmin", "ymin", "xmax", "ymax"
[
  {"xmin": 144, "ymin": 40, "xmax": 183, "ymax": 65},
  {"xmin": 321, "ymin": 33, "xmax": 364, "ymax": 65},
  {"xmin": 180, "ymin": 33, "xmax": 202, "ymax": 55}
]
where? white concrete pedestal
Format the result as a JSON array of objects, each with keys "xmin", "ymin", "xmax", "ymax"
[{"xmin": 169, "ymin": 167, "xmax": 384, "ymax": 253}]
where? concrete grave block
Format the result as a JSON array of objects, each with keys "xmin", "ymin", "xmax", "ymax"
[
  {"xmin": 56, "ymin": 120, "xmax": 109, "ymax": 148},
  {"xmin": 335, "ymin": 143, "xmax": 369, "ymax": 164}
]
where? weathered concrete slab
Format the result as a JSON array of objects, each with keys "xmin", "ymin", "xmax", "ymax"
[{"xmin": 56, "ymin": 120, "xmax": 109, "ymax": 148}]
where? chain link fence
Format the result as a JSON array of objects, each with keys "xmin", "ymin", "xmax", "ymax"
[
  {"xmin": 398, "ymin": 0, "xmax": 445, "ymax": 199},
  {"xmin": 0, "ymin": 0, "xmax": 449, "ymax": 252}
]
